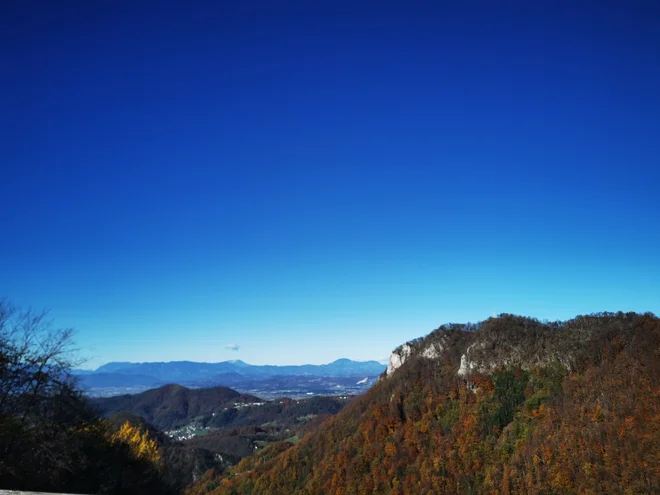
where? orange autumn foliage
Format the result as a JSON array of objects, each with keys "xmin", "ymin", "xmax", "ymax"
[{"xmin": 186, "ymin": 313, "xmax": 660, "ymax": 495}]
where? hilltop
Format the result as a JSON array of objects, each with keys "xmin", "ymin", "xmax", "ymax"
[
  {"xmin": 188, "ymin": 312, "xmax": 660, "ymax": 494},
  {"xmin": 93, "ymin": 384, "xmax": 261, "ymax": 430}
]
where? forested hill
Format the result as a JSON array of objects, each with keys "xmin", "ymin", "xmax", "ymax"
[
  {"xmin": 187, "ymin": 312, "xmax": 660, "ymax": 494},
  {"xmin": 93, "ymin": 384, "xmax": 261, "ymax": 430}
]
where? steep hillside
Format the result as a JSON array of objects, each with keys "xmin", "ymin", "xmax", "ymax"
[
  {"xmin": 188, "ymin": 312, "xmax": 660, "ymax": 494},
  {"xmin": 94, "ymin": 384, "xmax": 261, "ymax": 429}
]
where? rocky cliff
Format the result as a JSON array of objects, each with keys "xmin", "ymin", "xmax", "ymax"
[{"xmin": 385, "ymin": 313, "xmax": 616, "ymax": 379}]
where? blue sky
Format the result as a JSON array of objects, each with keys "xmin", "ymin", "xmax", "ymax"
[{"xmin": 2, "ymin": 1, "xmax": 659, "ymax": 369}]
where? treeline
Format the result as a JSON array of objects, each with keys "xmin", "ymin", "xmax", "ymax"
[{"xmin": 187, "ymin": 312, "xmax": 660, "ymax": 494}]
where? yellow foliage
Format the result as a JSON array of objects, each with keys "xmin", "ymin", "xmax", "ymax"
[
  {"xmin": 112, "ymin": 421, "xmax": 160, "ymax": 464},
  {"xmin": 551, "ymin": 470, "xmax": 573, "ymax": 490},
  {"xmin": 590, "ymin": 404, "xmax": 605, "ymax": 422}
]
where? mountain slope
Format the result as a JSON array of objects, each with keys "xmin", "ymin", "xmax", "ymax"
[
  {"xmin": 93, "ymin": 384, "xmax": 261, "ymax": 430},
  {"xmin": 188, "ymin": 312, "xmax": 660, "ymax": 494},
  {"xmin": 97, "ymin": 388, "xmax": 352, "ymax": 485}
]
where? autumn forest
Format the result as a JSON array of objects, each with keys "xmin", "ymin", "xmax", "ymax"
[
  {"xmin": 187, "ymin": 312, "xmax": 660, "ymax": 494},
  {"xmin": 2, "ymin": 301, "xmax": 660, "ymax": 494}
]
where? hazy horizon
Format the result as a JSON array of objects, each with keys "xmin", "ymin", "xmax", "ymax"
[{"xmin": 75, "ymin": 356, "xmax": 391, "ymax": 372}]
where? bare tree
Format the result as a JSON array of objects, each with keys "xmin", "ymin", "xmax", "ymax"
[
  {"xmin": 0, "ymin": 297, "xmax": 85, "ymax": 479},
  {"xmin": 0, "ymin": 299, "xmax": 176, "ymax": 494}
]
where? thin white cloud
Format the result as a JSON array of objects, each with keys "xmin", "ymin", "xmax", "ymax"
[{"xmin": 225, "ymin": 344, "xmax": 240, "ymax": 351}]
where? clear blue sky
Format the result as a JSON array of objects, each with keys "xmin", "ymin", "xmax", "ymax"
[{"xmin": 2, "ymin": 1, "xmax": 659, "ymax": 369}]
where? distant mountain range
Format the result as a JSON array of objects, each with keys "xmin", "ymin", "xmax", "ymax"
[{"xmin": 71, "ymin": 359, "xmax": 386, "ymax": 396}]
